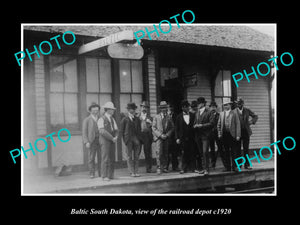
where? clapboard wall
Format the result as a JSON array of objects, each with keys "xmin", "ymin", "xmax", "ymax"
[{"xmin": 236, "ymin": 76, "xmax": 272, "ymax": 149}]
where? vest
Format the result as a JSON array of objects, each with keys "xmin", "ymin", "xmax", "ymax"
[
  {"xmin": 224, "ymin": 111, "xmax": 231, "ymax": 132},
  {"xmin": 102, "ymin": 115, "xmax": 117, "ymax": 137}
]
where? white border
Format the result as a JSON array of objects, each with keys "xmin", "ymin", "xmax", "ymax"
[{"xmin": 21, "ymin": 23, "xmax": 277, "ymax": 196}]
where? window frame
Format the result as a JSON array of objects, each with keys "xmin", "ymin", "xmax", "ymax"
[
  {"xmin": 46, "ymin": 54, "xmax": 80, "ymax": 133},
  {"xmin": 118, "ymin": 59, "xmax": 144, "ymax": 114},
  {"xmin": 214, "ymin": 70, "xmax": 233, "ymax": 110},
  {"xmin": 85, "ymin": 57, "xmax": 113, "ymax": 114}
]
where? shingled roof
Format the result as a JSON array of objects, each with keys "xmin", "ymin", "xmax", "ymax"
[{"xmin": 24, "ymin": 25, "xmax": 274, "ymax": 52}]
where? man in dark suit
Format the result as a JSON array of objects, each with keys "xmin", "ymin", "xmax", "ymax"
[
  {"xmin": 175, "ymin": 100, "xmax": 196, "ymax": 174},
  {"xmin": 235, "ymin": 98, "xmax": 258, "ymax": 169},
  {"xmin": 217, "ymin": 99, "xmax": 241, "ymax": 172},
  {"xmin": 152, "ymin": 101, "xmax": 175, "ymax": 175},
  {"xmin": 208, "ymin": 101, "xmax": 223, "ymax": 169},
  {"xmin": 82, "ymin": 102, "xmax": 101, "ymax": 178},
  {"xmin": 167, "ymin": 104, "xmax": 180, "ymax": 171},
  {"xmin": 120, "ymin": 102, "xmax": 142, "ymax": 177},
  {"xmin": 138, "ymin": 101, "xmax": 153, "ymax": 173},
  {"xmin": 193, "ymin": 97, "xmax": 214, "ymax": 175}
]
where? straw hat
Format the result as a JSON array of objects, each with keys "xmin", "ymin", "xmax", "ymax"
[{"xmin": 102, "ymin": 102, "xmax": 116, "ymax": 110}]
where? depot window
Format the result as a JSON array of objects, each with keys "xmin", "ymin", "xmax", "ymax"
[
  {"xmin": 214, "ymin": 70, "xmax": 232, "ymax": 110},
  {"xmin": 48, "ymin": 55, "xmax": 79, "ymax": 131},
  {"xmin": 85, "ymin": 57, "xmax": 112, "ymax": 114},
  {"xmin": 119, "ymin": 60, "xmax": 143, "ymax": 114}
]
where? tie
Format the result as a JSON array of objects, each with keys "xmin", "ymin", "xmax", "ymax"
[
  {"xmin": 162, "ymin": 114, "xmax": 167, "ymax": 133},
  {"xmin": 109, "ymin": 117, "xmax": 115, "ymax": 133}
]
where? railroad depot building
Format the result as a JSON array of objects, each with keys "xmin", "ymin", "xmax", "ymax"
[{"xmin": 22, "ymin": 25, "xmax": 275, "ymax": 172}]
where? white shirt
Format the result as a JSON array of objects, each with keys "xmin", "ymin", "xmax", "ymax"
[
  {"xmin": 160, "ymin": 112, "xmax": 167, "ymax": 119},
  {"xmin": 128, "ymin": 113, "xmax": 135, "ymax": 121},
  {"xmin": 140, "ymin": 112, "xmax": 147, "ymax": 120},
  {"xmin": 183, "ymin": 113, "xmax": 190, "ymax": 124},
  {"xmin": 91, "ymin": 114, "xmax": 98, "ymax": 122},
  {"xmin": 199, "ymin": 107, "xmax": 205, "ymax": 115},
  {"xmin": 238, "ymin": 107, "xmax": 243, "ymax": 114},
  {"xmin": 225, "ymin": 109, "xmax": 231, "ymax": 117},
  {"xmin": 98, "ymin": 113, "xmax": 118, "ymax": 130}
]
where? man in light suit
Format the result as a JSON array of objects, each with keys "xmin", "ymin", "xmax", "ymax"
[
  {"xmin": 82, "ymin": 102, "xmax": 101, "ymax": 178},
  {"xmin": 152, "ymin": 101, "xmax": 175, "ymax": 175},
  {"xmin": 235, "ymin": 98, "xmax": 258, "ymax": 169},
  {"xmin": 217, "ymin": 99, "xmax": 241, "ymax": 172}
]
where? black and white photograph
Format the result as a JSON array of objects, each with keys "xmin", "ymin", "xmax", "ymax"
[{"xmin": 21, "ymin": 24, "xmax": 276, "ymax": 195}]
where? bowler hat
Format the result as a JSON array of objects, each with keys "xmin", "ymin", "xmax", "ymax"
[
  {"xmin": 191, "ymin": 101, "xmax": 198, "ymax": 108},
  {"xmin": 158, "ymin": 101, "xmax": 169, "ymax": 108},
  {"xmin": 102, "ymin": 101, "xmax": 116, "ymax": 110},
  {"xmin": 236, "ymin": 97, "xmax": 244, "ymax": 104},
  {"xmin": 181, "ymin": 100, "xmax": 190, "ymax": 108},
  {"xmin": 223, "ymin": 99, "xmax": 233, "ymax": 105},
  {"xmin": 140, "ymin": 101, "xmax": 150, "ymax": 108},
  {"xmin": 126, "ymin": 102, "xmax": 138, "ymax": 110},
  {"xmin": 209, "ymin": 101, "xmax": 218, "ymax": 107},
  {"xmin": 197, "ymin": 97, "xmax": 206, "ymax": 104},
  {"xmin": 88, "ymin": 102, "xmax": 100, "ymax": 112}
]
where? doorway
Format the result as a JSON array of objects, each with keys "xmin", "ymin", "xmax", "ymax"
[{"xmin": 160, "ymin": 78, "xmax": 184, "ymax": 116}]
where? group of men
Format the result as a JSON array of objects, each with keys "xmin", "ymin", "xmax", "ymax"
[{"xmin": 82, "ymin": 97, "xmax": 258, "ymax": 181}]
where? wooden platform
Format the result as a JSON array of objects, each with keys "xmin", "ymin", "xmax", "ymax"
[{"xmin": 23, "ymin": 158, "xmax": 274, "ymax": 194}]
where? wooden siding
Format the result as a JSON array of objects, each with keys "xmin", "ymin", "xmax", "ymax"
[
  {"xmin": 147, "ymin": 54, "xmax": 158, "ymax": 116},
  {"xmin": 186, "ymin": 70, "xmax": 212, "ymax": 104},
  {"xmin": 34, "ymin": 55, "xmax": 47, "ymax": 136},
  {"xmin": 236, "ymin": 77, "xmax": 272, "ymax": 149}
]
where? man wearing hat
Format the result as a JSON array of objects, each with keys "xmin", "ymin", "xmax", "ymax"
[
  {"xmin": 217, "ymin": 99, "xmax": 241, "ymax": 172},
  {"xmin": 235, "ymin": 98, "xmax": 258, "ymax": 169},
  {"xmin": 193, "ymin": 97, "xmax": 214, "ymax": 175},
  {"xmin": 190, "ymin": 101, "xmax": 198, "ymax": 114},
  {"xmin": 167, "ymin": 104, "xmax": 180, "ymax": 172},
  {"xmin": 175, "ymin": 100, "xmax": 196, "ymax": 174},
  {"xmin": 98, "ymin": 102, "xmax": 118, "ymax": 181},
  {"xmin": 82, "ymin": 102, "xmax": 101, "ymax": 178},
  {"xmin": 138, "ymin": 101, "xmax": 153, "ymax": 173},
  {"xmin": 208, "ymin": 101, "xmax": 223, "ymax": 169},
  {"xmin": 120, "ymin": 102, "xmax": 142, "ymax": 177},
  {"xmin": 152, "ymin": 101, "xmax": 175, "ymax": 174}
]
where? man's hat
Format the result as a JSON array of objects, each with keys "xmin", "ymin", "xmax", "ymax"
[
  {"xmin": 236, "ymin": 97, "xmax": 244, "ymax": 104},
  {"xmin": 209, "ymin": 101, "xmax": 218, "ymax": 107},
  {"xmin": 140, "ymin": 101, "xmax": 150, "ymax": 108},
  {"xmin": 223, "ymin": 99, "xmax": 233, "ymax": 105},
  {"xmin": 102, "ymin": 101, "xmax": 116, "ymax": 110},
  {"xmin": 197, "ymin": 97, "xmax": 206, "ymax": 104},
  {"xmin": 181, "ymin": 100, "xmax": 190, "ymax": 108},
  {"xmin": 191, "ymin": 100, "xmax": 198, "ymax": 108},
  {"xmin": 158, "ymin": 101, "xmax": 169, "ymax": 109},
  {"xmin": 126, "ymin": 102, "xmax": 138, "ymax": 110},
  {"xmin": 88, "ymin": 102, "xmax": 100, "ymax": 111}
]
